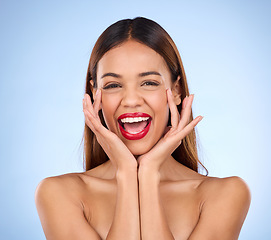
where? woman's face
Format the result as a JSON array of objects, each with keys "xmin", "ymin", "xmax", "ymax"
[{"xmin": 95, "ymin": 40, "xmax": 178, "ymax": 155}]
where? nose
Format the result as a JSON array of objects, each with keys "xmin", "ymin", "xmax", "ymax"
[{"xmin": 121, "ymin": 88, "xmax": 144, "ymax": 108}]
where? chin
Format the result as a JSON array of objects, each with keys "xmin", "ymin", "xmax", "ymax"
[
  {"xmin": 124, "ymin": 140, "xmax": 156, "ymax": 156},
  {"xmin": 129, "ymin": 148, "xmax": 149, "ymax": 156}
]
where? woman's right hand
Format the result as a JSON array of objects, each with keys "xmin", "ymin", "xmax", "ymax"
[{"xmin": 83, "ymin": 89, "xmax": 137, "ymax": 173}]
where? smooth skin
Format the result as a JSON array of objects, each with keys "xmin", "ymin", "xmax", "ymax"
[{"xmin": 35, "ymin": 41, "xmax": 251, "ymax": 240}]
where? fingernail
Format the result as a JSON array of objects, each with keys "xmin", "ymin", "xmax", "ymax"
[
  {"xmin": 184, "ymin": 95, "xmax": 189, "ymax": 105},
  {"xmin": 168, "ymin": 88, "xmax": 172, "ymax": 95}
]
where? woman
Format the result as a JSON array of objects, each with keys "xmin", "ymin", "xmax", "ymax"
[{"xmin": 35, "ymin": 17, "xmax": 251, "ymax": 240}]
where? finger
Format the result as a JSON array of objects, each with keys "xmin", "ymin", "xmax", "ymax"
[
  {"xmin": 163, "ymin": 126, "xmax": 171, "ymax": 137},
  {"xmin": 180, "ymin": 96, "xmax": 188, "ymax": 119},
  {"xmin": 84, "ymin": 93, "xmax": 96, "ymax": 116},
  {"xmin": 83, "ymin": 104, "xmax": 101, "ymax": 132},
  {"xmin": 93, "ymin": 89, "xmax": 102, "ymax": 116},
  {"xmin": 167, "ymin": 88, "xmax": 180, "ymax": 129},
  {"xmin": 176, "ymin": 115, "xmax": 203, "ymax": 142},
  {"xmin": 178, "ymin": 94, "xmax": 194, "ymax": 131},
  {"xmin": 83, "ymin": 96, "xmax": 103, "ymax": 133}
]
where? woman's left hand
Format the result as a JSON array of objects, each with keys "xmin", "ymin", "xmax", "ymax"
[{"xmin": 137, "ymin": 88, "xmax": 203, "ymax": 174}]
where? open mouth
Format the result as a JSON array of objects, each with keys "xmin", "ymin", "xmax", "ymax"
[{"xmin": 118, "ymin": 113, "xmax": 152, "ymax": 140}]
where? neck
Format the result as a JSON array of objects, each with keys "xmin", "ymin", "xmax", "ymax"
[
  {"xmin": 158, "ymin": 156, "xmax": 188, "ymax": 181},
  {"xmin": 95, "ymin": 155, "xmax": 195, "ymax": 182}
]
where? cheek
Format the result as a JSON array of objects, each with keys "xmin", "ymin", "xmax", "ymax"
[
  {"xmin": 101, "ymin": 93, "xmax": 120, "ymax": 130},
  {"xmin": 150, "ymin": 90, "xmax": 167, "ymax": 105},
  {"xmin": 146, "ymin": 90, "xmax": 169, "ymax": 122}
]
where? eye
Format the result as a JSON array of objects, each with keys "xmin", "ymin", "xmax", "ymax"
[
  {"xmin": 103, "ymin": 83, "xmax": 122, "ymax": 90},
  {"xmin": 141, "ymin": 81, "xmax": 160, "ymax": 87}
]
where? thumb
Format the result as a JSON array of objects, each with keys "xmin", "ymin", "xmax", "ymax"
[{"xmin": 163, "ymin": 126, "xmax": 171, "ymax": 137}]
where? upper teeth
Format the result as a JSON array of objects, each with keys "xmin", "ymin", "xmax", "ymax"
[{"xmin": 120, "ymin": 117, "xmax": 149, "ymax": 123}]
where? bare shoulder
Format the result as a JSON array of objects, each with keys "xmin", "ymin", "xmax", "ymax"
[
  {"xmin": 198, "ymin": 176, "xmax": 251, "ymax": 204},
  {"xmin": 35, "ymin": 173, "xmax": 101, "ymax": 240},
  {"xmin": 35, "ymin": 172, "xmax": 86, "ymax": 202},
  {"xmin": 188, "ymin": 176, "xmax": 251, "ymax": 240}
]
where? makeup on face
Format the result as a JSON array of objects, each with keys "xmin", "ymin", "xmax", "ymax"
[
  {"xmin": 118, "ymin": 112, "xmax": 152, "ymax": 140},
  {"xmin": 96, "ymin": 40, "xmax": 174, "ymax": 155}
]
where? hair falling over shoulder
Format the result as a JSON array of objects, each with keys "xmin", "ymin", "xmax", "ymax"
[{"xmin": 82, "ymin": 17, "xmax": 207, "ymax": 174}]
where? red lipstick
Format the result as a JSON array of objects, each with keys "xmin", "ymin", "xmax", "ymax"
[{"xmin": 118, "ymin": 112, "xmax": 152, "ymax": 140}]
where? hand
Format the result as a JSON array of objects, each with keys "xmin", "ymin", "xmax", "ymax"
[
  {"xmin": 83, "ymin": 90, "xmax": 137, "ymax": 172},
  {"xmin": 137, "ymin": 88, "xmax": 203, "ymax": 173}
]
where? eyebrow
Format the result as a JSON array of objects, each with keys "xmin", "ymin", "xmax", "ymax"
[
  {"xmin": 139, "ymin": 71, "xmax": 162, "ymax": 77},
  {"xmin": 101, "ymin": 71, "xmax": 162, "ymax": 79},
  {"xmin": 101, "ymin": 72, "xmax": 121, "ymax": 79}
]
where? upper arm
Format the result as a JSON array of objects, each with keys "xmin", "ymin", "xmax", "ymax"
[
  {"xmin": 188, "ymin": 177, "xmax": 251, "ymax": 240},
  {"xmin": 35, "ymin": 177, "xmax": 101, "ymax": 240}
]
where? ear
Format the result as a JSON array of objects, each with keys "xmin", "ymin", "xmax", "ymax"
[{"xmin": 171, "ymin": 77, "xmax": 182, "ymax": 105}]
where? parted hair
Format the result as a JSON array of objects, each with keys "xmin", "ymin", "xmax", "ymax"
[{"xmin": 83, "ymin": 17, "xmax": 207, "ymax": 174}]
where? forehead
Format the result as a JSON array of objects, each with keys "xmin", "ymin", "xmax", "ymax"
[{"xmin": 96, "ymin": 40, "xmax": 170, "ymax": 76}]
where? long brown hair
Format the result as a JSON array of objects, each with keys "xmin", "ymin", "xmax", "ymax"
[{"xmin": 83, "ymin": 17, "xmax": 207, "ymax": 174}]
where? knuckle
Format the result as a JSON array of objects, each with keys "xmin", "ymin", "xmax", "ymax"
[{"xmin": 94, "ymin": 123, "xmax": 103, "ymax": 133}]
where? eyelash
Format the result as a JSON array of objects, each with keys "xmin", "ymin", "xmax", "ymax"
[
  {"xmin": 103, "ymin": 83, "xmax": 121, "ymax": 89},
  {"xmin": 142, "ymin": 81, "xmax": 160, "ymax": 86},
  {"xmin": 103, "ymin": 81, "xmax": 160, "ymax": 90}
]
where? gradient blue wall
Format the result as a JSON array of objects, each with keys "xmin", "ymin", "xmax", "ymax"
[{"xmin": 0, "ymin": 0, "xmax": 270, "ymax": 239}]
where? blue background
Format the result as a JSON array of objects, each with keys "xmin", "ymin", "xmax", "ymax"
[{"xmin": 0, "ymin": 0, "xmax": 270, "ymax": 239}]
